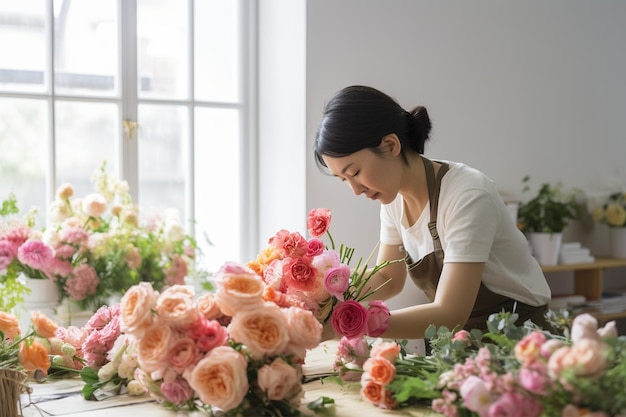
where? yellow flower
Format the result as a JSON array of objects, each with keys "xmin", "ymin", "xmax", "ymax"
[
  {"xmin": 591, "ymin": 206, "xmax": 605, "ymax": 224},
  {"xmin": 605, "ymin": 202, "xmax": 626, "ymax": 227}
]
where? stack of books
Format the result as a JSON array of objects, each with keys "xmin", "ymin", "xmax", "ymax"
[{"xmin": 559, "ymin": 242, "xmax": 595, "ymax": 265}]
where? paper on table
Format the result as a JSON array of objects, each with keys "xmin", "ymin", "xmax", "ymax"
[
  {"xmin": 302, "ymin": 340, "xmax": 340, "ymax": 382},
  {"xmin": 28, "ymin": 378, "xmax": 84, "ymax": 397},
  {"xmin": 33, "ymin": 393, "xmax": 154, "ymax": 416}
]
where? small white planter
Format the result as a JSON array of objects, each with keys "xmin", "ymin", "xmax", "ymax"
[
  {"xmin": 609, "ymin": 227, "xmax": 626, "ymax": 259},
  {"xmin": 529, "ymin": 232, "xmax": 562, "ymax": 266}
]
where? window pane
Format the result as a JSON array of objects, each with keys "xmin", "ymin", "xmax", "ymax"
[
  {"xmin": 55, "ymin": 101, "xmax": 119, "ymax": 195},
  {"xmin": 194, "ymin": 107, "xmax": 240, "ymax": 272},
  {"xmin": 0, "ymin": 98, "xmax": 48, "ymax": 223},
  {"xmin": 137, "ymin": 0, "xmax": 189, "ymax": 99},
  {"xmin": 53, "ymin": 0, "xmax": 119, "ymax": 97},
  {"xmin": 0, "ymin": 0, "xmax": 47, "ymax": 93},
  {"xmin": 194, "ymin": 0, "xmax": 240, "ymax": 103},
  {"xmin": 137, "ymin": 104, "xmax": 187, "ymax": 219}
]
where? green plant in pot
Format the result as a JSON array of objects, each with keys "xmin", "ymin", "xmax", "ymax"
[{"xmin": 517, "ymin": 176, "xmax": 582, "ymax": 265}]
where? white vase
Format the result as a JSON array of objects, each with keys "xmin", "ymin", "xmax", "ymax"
[
  {"xmin": 609, "ymin": 227, "xmax": 626, "ymax": 259},
  {"xmin": 529, "ymin": 232, "xmax": 562, "ymax": 266},
  {"xmin": 18, "ymin": 275, "xmax": 59, "ymax": 331}
]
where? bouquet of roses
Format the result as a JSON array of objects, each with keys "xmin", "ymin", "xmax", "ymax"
[
  {"xmin": 115, "ymin": 262, "xmax": 324, "ymax": 416},
  {"xmin": 247, "ymin": 208, "xmax": 395, "ymax": 340},
  {"xmin": 341, "ymin": 311, "xmax": 626, "ymax": 416}
]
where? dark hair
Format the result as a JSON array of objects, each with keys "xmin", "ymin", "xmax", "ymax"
[{"xmin": 314, "ymin": 85, "xmax": 431, "ymax": 170}]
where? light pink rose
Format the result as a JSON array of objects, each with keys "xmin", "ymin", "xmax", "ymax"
[
  {"xmin": 257, "ymin": 357, "xmax": 301, "ymax": 401},
  {"xmin": 119, "ymin": 282, "xmax": 159, "ymax": 337},
  {"xmin": 459, "ymin": 375, "xmax": 491, "ymax": 417},
  {"xmin": 214, "ymin": 262, "xmax": 265, "ymax": 317},
  {"xmin": 540, "ymin": 338, "xmax": 564, "ymax": 359},
  {"xmin": 369, "ymin": 340, "xmax": 401, "ymax": 363},
  {"xmin": 186, "ymin": 345, "xmax": 248, "ymax": 412},
  {"xmin": 366, "ymin": 300, "xmax": 390, "ymax": 337},
  {"xmin": 168, "ymin": 337, "xmax": 200, "ymax": 374},
  {"xmin": 160, "ymin": 377, "xmax": 195, "ymax": 405},
  {"xmin": 547, "ymin": 346, "xmax": 577, "ymax": 379},
  {"xmin": 570, "ymin": 313, "xmax": 600, "ymax": 343},
  {"xmin": 597, "ymin": 320, "xmax": 618, "ymax": 340},
  {"xmin": 568, "ymin": 338, "xmax": 609, "ymax": 377},
  {"xmin": 81, "ymin": 193, "xmax": 107, "ymax": 217},
  {"xmin": 331, "ymin": 300, "xmax": 368, "ymax": 339},
  {"xmin": 228, "ymin": 303, "xmax": 289, "ymax": 360},
  {"xmin": 323, "ymin": 265, "xmax": 351, "ymax": 299}
]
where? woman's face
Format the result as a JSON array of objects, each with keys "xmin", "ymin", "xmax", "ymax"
[{"xmin": 322, "ymin": 139, "xmax": 403, "ymax": 204}]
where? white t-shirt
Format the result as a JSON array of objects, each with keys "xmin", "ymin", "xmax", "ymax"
[{"xmin": 380, "ymin": 160, "xmax": 551, "ymax": 306}]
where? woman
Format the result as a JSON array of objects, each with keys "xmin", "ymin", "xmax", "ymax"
[{"xmin": 314, "ymin": 85, "xmax": 553, "ymax": 340}]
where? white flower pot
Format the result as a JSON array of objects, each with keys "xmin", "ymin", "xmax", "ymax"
[
  {"xmin": 529, "ymin": 232, "xmax": 562, "ymax": 266},
  {"xmin": 609, "ymin": 227, "xmax": 626, "ymax": 259},
  {"xmin": 18, "ymin": 275, "xmax": 59, "ymax": 331}
]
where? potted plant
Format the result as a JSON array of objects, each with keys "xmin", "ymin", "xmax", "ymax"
[
  {"xmin": 591, "ymin": 191, "xmax": 626, "ymax": 258},
  {"xmin": 517, "ymin": 176, "xmax": 582, "ymax": 265}
]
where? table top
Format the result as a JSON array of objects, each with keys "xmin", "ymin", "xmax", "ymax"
[{"xmin": 20, "ymin": 340, "xmax": 435, "ymax": 417}]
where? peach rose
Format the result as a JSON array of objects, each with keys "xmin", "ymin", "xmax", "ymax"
[
  {"xmin": 257, "ymin": 358, "xmax": 301, "ymax": 401},
  {"xmin": 369, "ymin": 340, "xmax": 401, "ymax": 364},
  {"xmin": 228, "ymin": 303, "xmax": 289, "ymax": 360},
  {"xmin": 568, "ymin": 338, "xmax": 609, "ymax": 377},
  {"xmin": 81, "ymin": 193, "xmax": 107, "ymax": 217},
  {"xmin": 360, "ymin": 375, "xmax": 385, "ymax": 406},
  {"xmin": 284, "ymin": 306, "xmax": 323, "ymax": 350},
  {"xmin": 570, "ymin": 313, "xmax": 600, "ymax": 343},
  {"xmin": 547, "ymin": 346, "xmax": 577, "ymax": 379},
  {"xmin": 137, "ymin": 323, "xmax": 174, "ymax": 373},
  {"xmin": 30, "ymin": 311, "xmax": 59, "ymax": 339},
  {"xmin": 363, "ymin": 356, "xmax": 396, "ymax": 385},
  {"xmin": 186, "ymin": 345, "xmax": 248, "ymax": 412},
  {"xmin": 514, "ymin": 330, "xmax": 546, "ymax": 365},
  {"xmin": 0, "ymin": 311, "xmax": 21, "ymax": 340},
  {"xmin": 214, "ymin": 262, "xmax": 265, "ymax": 317},
  {"xmin": 156, "ymin": 285, "xmax": 200, "ymax": 328},
  {"xmin": 120, "ymin": 282, "xmax": 159, "ymax": 337},
  {"xmin": 19, "ymin": 339, "xmax": 51, "ymax": 373},
  {"xmin": 196, "ymin": 292, "xmax": 223, "ymax": 320}
]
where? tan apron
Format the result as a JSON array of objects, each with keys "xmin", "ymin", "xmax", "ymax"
[{"xmin": 404, "ymin": 156, "xmax": 551, "ymax": 332}]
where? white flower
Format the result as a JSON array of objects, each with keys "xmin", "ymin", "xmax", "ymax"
[{"xmin": 98, "ymin": 361, "xmax": 117, "ymax": 382}]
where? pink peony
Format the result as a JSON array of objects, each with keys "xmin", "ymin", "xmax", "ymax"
[{"xmin": 331, "ymin": 300, "xmax": 369, "ymax": 339}]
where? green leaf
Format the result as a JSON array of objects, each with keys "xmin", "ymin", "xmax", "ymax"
[{"xmin": 307, "ymin": 396, "xmax": 335, "ymax": 411}]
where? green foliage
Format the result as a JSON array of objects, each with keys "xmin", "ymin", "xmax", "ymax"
[{"xmin": 517, "ymin": 176, "xmax": 582, "ymax": 233}]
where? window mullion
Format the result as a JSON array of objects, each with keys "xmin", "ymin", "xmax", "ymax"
[{"xmin": 120, "ymin": 0, "xmax": 139, "ymax": 202}]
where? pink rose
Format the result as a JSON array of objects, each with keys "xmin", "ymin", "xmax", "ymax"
[
  {"xmin": 167, "ymin": 337, "xmax": 199, "ymax": 374},
  {"xmin": 257, "ymin": 357, "xmax": 301, "ymax": 401},
  {"xmin": 160, "ymin": 377, "xmax": 195, "ymax": 405},
  {"xmin": 186, "ymin": 345, "xmax": 248, "ymax": 412},
  {"xmin": 366, "ymin": 300, "xmax": 390, "ymax": 337},
  {"xmin": 282, "ymin": 257, "xmax": 318, "ymax": 292},
  {"xmin": 228, "ymin": 303, "xmax": 289, "ymax": 359},
  {"xmin": 452, "ymin": 329, "xmax": 470, "ymax": 343},
  {"xmin": 188, "ymin": 317, "xmax": 228, "ymax": 353},
  {"xmin": 307, "ymin": 208, "xmax": 332, "ymax": 238},
  {"xmin": 306, "ymin": 238, "xmax": 325, "ymax": 257},
  {"xmin": 459, "ymin": 375, "xmax": 491, "ymax": 417},
  {"xmin": 331, "ymin": 300, "xmax": 368, "ymax": 339},
  {"xmin": 514, "ymin": 330, "xmax": 546, "ymax": 365},
  {"xmin": 323, "ymin": 265, "xmax": 351, "ymax": 299},
  {"xmin": 120, "ymin": 282, "xmax": 159, "ymax": 337}
]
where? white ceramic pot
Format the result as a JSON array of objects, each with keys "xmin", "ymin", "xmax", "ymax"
[
  {"xmin": 609, "ymin": 227, "xmax": 626, "ymax": 259},
  {"xmin": 529, "ymin": 232, "xmax": 562, "ymax": 266},
  {"xmin": 19, "ymin": 275, "xmax": 59, "ymax": 331}
]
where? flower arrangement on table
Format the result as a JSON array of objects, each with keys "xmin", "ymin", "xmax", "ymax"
[
  {"xmin": 0, "ymin": 193, "xmax": 56, "ymax": 313},
  {"xmin": 44, "ymin": 162, "xmax": 202, "ymax": 311},
  {"xmin": 333, "ymin": 311, "xmax": 626, "ymax": 416},
  {"xmin": 592, "ymin": 191, "xmax": 626, "ymax": 228},
  {"xmin": 247, "ymin": 208, "xmax": 396, "ymax": 340},
  {"xmin": 93, "ymin": 269, "xmax": 325, "ymax": 416}
]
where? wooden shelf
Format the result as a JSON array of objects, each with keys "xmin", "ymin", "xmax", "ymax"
[{"xmin": 542, "ymin": 257, "xmax": 626, "ymax": 321}]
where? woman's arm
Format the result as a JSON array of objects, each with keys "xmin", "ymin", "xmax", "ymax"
[{"xmin": 382, "ymin": 262, "xmax": 484, "ymax": 339}]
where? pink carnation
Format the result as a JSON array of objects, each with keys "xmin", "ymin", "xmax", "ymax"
[
  {"xmin": 0, "ymin": 240, "xmax": 15, "ymax": 270},
  {"xmin": 65, "ymin": 263, "xmax": 99, "ymax": 300},
  {"xmin": 17, "ymin": 239, "xmax": 54, "ymax": 272}
]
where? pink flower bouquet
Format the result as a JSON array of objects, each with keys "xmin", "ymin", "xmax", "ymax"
[
  {"xmin": 334, "ymin": 311, "xmax": 626, "ymax": 416},
  {"xmin": 247, "ymin": 208, "xmax": 395, "ymax": 340},
  {"xmin": 115, "ymin": 268, "xmax": 323, "ymax": 416}
]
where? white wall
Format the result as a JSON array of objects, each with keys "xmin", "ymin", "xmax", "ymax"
[{"xmin": 260, "ymin": 1, "xmax": 626, "ymax": 320}]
